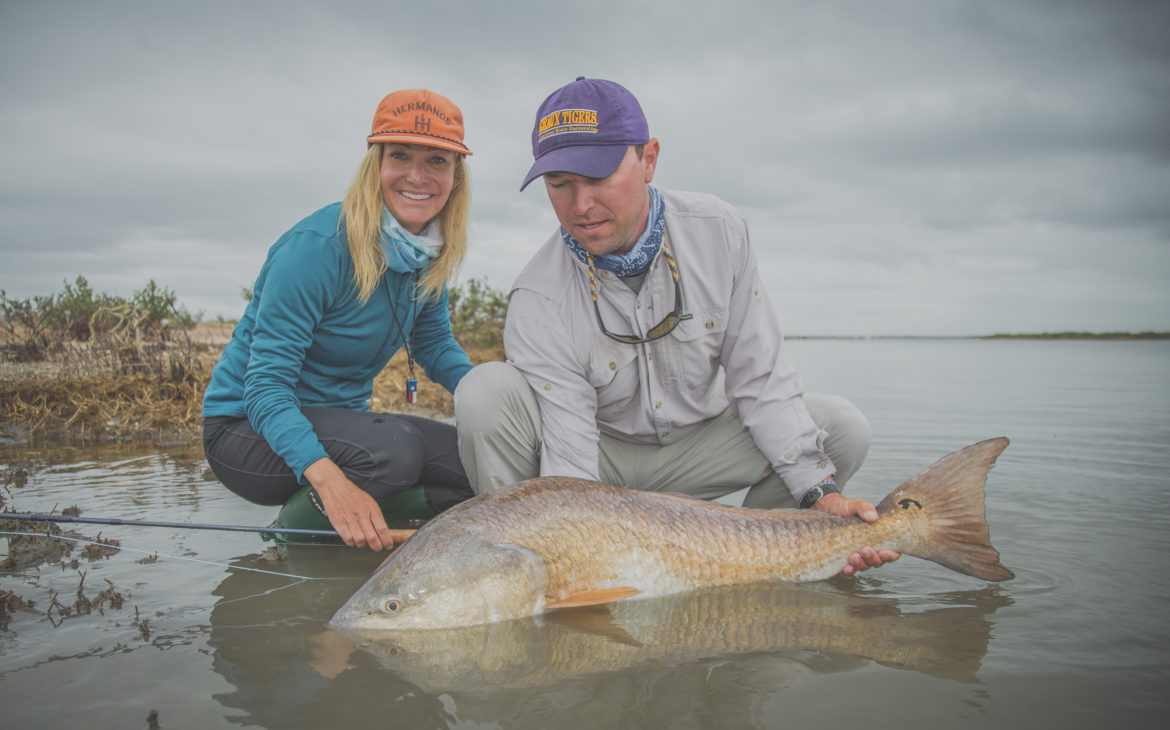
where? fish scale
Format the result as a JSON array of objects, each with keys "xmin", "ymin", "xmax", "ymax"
[{"xmin": 331, "ymin": 438, "xmax": 1014, "ymax": 631}]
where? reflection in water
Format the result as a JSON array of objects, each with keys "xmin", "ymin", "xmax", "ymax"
[
  {"xmin": 207, "ymin": 548, "xmax": 454, "ymax": 727},
  {"xmin": 208, "ymin": 548, "xmax": 1009, "ymax": 728},
  {"xmin": 343, "ymin": 582, "xmax": 1009, "ymax": 687}
]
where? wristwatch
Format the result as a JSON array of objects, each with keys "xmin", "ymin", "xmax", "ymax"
[{"xmin": 799, "ymin": 477, "xmax": 839, "ymax": 509}]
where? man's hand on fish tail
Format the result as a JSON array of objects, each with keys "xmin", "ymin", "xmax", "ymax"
[
  {"xmin": 304, "ymin": 457, "xmax": 400, "ymax": 552},
  {"xmin": 813, "ymin": 492, "xmax": 901, "ymax": 576}
]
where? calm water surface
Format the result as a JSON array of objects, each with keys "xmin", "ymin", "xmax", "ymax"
[{"xmin": 2, "ymin": 339, "xmax": 1168, "ymax": 729}]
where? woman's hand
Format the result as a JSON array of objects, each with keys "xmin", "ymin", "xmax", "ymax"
[
  {"xmin": 303, "ymin": 458, "xmax": 407, "ymax": 551},
  {"xmin": 813, "ymin": 492, "xmax": 901, "ymax": 576}
]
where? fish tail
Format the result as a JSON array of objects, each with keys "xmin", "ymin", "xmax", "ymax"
[{"xmin": 876, "ymin": 438, "xmax": 1015, "ymax": 581}]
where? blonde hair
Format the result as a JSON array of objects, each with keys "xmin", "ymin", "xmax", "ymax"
[{"xmin": 340, "ymin": 143, "xmax": 470, "ymax": 303}]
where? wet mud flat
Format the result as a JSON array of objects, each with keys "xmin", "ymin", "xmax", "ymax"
[{"xmin": 0, "ymin": 486, "xmax": 127, "ymax": 632}]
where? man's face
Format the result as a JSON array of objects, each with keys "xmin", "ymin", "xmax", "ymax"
[{"xmin": 542, "ymin": 141, "xmax": 659, "ymax": 257}]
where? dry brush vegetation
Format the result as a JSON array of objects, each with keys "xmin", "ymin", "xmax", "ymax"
[{"xmin": 1, "ymin": 277, "xmax": 505, "ymax": 444}]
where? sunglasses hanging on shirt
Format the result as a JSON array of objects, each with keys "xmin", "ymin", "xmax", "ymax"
[{"xmin": 587, "ymin": 242, "xmax": 691, "ymax": 345}]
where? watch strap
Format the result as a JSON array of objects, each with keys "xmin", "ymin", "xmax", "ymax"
[{"xmin": 799, "ymin": 477, "xmax": 839, "ymax": 509}]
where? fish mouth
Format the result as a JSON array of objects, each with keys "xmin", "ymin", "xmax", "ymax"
[
  {"xmin": 331, "ymin": 613, "xmax": 387, "ymax": 631},
  {"xmin": 328, "ymin": 603, "xmax": 375, "ymax": 629}
]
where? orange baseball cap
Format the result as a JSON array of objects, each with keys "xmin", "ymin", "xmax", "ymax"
[{"xmin": 367, "ymin": 88, "xmax": 472, "ymax": 155}]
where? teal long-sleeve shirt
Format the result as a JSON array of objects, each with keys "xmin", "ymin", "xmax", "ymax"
[{"xmin": 201, "ymin": 203, "xmax": 473, "ymax": 481}]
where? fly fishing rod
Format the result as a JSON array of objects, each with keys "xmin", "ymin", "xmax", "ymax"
[{"xmin": 2, "ymin": 512, "xmax": 341, "ymax": 537}]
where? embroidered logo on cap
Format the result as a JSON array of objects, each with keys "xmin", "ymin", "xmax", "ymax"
[
  {"xmin": 537, "ymin": 108, "xmax": 599, "ymax": 142},
  {"xmin": 387, "ymin": 100, "xmax": 455, "ymax": 129}
]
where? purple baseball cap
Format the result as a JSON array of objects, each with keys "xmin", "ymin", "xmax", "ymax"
[{"xmin": 520, "ymin": 77, "xmax": 650, "ymax": 191}]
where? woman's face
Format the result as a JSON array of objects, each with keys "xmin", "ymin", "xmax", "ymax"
[{"xmin": 380, "ymin": 143, "xmax": 458, "ymax": 234}]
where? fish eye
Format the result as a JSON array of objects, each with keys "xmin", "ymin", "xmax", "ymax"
[{"xmin": 382, "ymin": 598, "xmax": 404, "ymax": 614}]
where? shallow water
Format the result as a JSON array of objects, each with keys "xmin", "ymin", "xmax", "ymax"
[{"xmin": 2, "ymin": 339, "xmax": 1168, "ymax": 729}]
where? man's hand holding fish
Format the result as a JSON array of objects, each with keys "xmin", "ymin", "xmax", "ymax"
[{"xmin": 811, "ymin": 491, "xmax": 901, "ymax": 576}]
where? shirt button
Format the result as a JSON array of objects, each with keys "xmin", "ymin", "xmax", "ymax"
[
  {"xmin": 636, "ymin": 300, "xmax": 642, "ymax": 309},
  {"xmin": 654, "ymin": 401, "xmax": 662, "ymax": 409},
  {"xmin": 661, "ymin": 431, "xmax": 670, "ymax": 438},
  {"xmin": 705, "ymin": 320, "xmax": 715, "ymax": 329},
  {"xmin": 543, "ymin": 383, "xmax": 552, "ymax": 391},
  {"xmin": 608, "ymin": 362, "xmax": 616, "ymax": 370}
]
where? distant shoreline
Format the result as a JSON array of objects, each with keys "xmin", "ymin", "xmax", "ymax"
[{"xmin": 787, "ymin": 332, "xmax": 1170, "ymax": 341}]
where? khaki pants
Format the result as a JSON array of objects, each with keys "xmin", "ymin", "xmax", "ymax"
[{"xmin": 454, "ymin": 362, "xmax": 870, "ymax": 508}]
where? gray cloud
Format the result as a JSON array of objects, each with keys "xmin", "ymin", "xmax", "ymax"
[{"xmin": 2, "ymin": 0, "xmax": 1167, "ymax": 335}]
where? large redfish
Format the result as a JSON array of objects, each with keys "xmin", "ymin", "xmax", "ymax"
[{"xmin": 330, "ymin": 438, "xmax": 1013, "ymax": 631}]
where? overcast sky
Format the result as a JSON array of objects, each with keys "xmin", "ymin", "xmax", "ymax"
[{"xmin": 2, "ymin": 0, "xmax": 1167, "ymax": 336}]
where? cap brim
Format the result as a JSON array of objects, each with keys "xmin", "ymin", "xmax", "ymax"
[
  {"xmin": 367, "ymin": 132, "xmax": 472, "ymax": 155},
  {"xmin": 520, "ymin": 144, "xmax": 629, "ymax": 191}
]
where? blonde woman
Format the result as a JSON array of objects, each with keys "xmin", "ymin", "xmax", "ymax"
[{"xmin": 203, "ymin": 89, "xmax": 474, "ymax": 551}]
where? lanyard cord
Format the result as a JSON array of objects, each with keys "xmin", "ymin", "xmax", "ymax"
[
  {"xmin": 385, "ymin": 270, "xmax": 419, "ymax": 379},
  {"xmin": 586, "ymin": 241, "xmax": 681, "ymax": 304}
]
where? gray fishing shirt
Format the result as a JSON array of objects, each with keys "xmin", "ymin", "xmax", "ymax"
[{"xmin": 504, "ymin": 188, "xmax": 835, "ymax": 500}]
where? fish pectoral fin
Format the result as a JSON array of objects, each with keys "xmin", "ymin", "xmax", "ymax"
[{"xmin": 545, "ymin": 586, "xmax": 641, "ymax": 610}]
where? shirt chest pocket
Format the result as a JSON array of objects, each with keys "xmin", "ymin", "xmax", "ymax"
[
  {"xmin": 668, "ymin": 307, "xmax": 728, "ymax": 390},
  {"xmin": 588, "ymin": 335, "xmax": 639, "ymax": 388}
]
